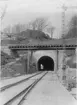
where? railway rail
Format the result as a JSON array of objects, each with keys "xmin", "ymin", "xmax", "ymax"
[
  {"xmin": 1, "ymin": 71, "xmax": 48, "ymax": 105},
  {"xmin": 0, "ymin": 71, "xmax": 43, "ymax": 92}
]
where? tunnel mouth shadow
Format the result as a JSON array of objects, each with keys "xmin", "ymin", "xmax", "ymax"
[{"xmin": 38, "ymin": 56, "xmax": 54, "ymax": 71}]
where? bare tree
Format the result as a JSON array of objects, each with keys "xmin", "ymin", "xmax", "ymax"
[
  {"xmin": 3, "ymin": 26, "xmax": 13, "ymax": 38},
  {"xmin": 26, "ymin": 17, "xmax": 55, "ymax": 38},
  {"xmin": 29, "ymin": 21, "xmax": 37, "ymax": 30},
  {"xmin": 13, "ymin": 24, "xmax": 27, "ymax": 33},
  {"xmin": 37, "ymin": 18, "xmax": 48, "ymax": 31},
  {"xmin": 3, "ymin": 23, "xmax": 27, "ymax": 38},
  {"xmin": 3, "ymin": 17, "xmax": 55, "ymax": 40},
  {"xmin": 29, "ymin": 17, "xmax": 48, "ymax": 31},
  {"xmin": 46, "ymin": 26, "xmax": 55, "ymax": 38}
]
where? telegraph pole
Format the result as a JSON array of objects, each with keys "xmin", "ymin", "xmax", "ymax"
[
  {"xmin": 61, "ymin": 4, "xmax": 67, "ymax": 39},
  {"xmin": 61, "ymin": 4, "xmax": 77, "ymax": 39},
  {"xmin": 61, "ymin": 4, "xmax": 77, "ymax": 62},
  {"xmin": 61, "ymin": 4, "xmax": 77, "ymax": 81}
]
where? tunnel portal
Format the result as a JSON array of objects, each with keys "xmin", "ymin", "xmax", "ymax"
[{"xmin": 38, "ymin": 56, "xmax": 54, "ymax": 71}]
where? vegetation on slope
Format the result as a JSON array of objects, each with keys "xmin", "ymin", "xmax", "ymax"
[{"xmin": 1, "ymin": 51, "xmax": 15, "ymax": 66}]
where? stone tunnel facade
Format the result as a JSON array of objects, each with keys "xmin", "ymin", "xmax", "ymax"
[{"xmin": 33, "ymin": 50, "xmax": 63, "ymax": 72}]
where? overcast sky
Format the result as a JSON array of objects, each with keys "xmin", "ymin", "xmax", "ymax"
[{"xmin": 0, "ymin": 0, "xmax": 77, "ymax": 38}]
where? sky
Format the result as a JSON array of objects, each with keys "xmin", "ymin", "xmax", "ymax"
[{"xmin": 0, "ymin": 0, "xmax": 77, "ymax": 38}]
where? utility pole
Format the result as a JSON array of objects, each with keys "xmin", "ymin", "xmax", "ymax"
[
  {"xmin": 61, "ymin": 4, "xmax": 67, "ymax": 39},
  {"xmin": 61, "ymin": 4, "xmax": 77, "ymax": 81},
  {"xmin": 61, "ymin": 4, "xmax": 77, "ymax": 60},
  {"xmin": 61, "ymin": 4, "xmax": 77, "ymax": 39}
]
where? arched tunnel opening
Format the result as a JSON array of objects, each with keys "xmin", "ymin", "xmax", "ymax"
[{"xmin": 38, "ymin": 56, "xmax": 54, "ymax": 71}]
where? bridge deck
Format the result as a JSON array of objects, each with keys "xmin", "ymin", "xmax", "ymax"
[
  {"xmin": 23, "ymin": 72, "xmax": 77, "ymax": 105},
  {"xmin": 8, "ymin": 38, "xmax": 77, "ymax": 50}
]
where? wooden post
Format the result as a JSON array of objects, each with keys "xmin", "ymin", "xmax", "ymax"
[
  {"xmin": 29, "ymin": 50, "xmax": 33, "ymax": 72},
  {"xmin": 30, "ymin": 50, "xmax": 33, "ymax": 64},
  {"xmin": 27, "ymin": 50, "xmax": 33, "ymax": 73},
  {"xmin": 27, "ymin": 50, "xmax": 30, "ymax": 74},
  {"xmin": 57, "ymin": 50, "xmax": 59, "ymax": 70}
]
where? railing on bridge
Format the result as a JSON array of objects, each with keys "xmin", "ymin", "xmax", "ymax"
[{"xmin": 9, "ymin": 44, "xmax": 77, "ymax": 50}]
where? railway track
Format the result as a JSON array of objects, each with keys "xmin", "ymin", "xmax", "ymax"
[
  {"xmin": 1, "ymin": 71, "xmax": 48, "ymax": 105},
  {"xmin": 0, "ymin": 71, "xmax": 43, "ymax": 92}
]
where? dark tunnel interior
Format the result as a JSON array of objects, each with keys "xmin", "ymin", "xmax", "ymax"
[{"xmin": 38, "ymin": 56, "xmax": 54, "ymax": 71}]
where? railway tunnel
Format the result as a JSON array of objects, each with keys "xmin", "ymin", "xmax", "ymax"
[{"xmin": 38, "ymin": 56, "xmax": 54, "ymax": 71}]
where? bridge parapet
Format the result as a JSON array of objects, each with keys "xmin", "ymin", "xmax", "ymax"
[{"xmin": 9, "ymin": 44, "xmax": 77, "ymax": 50}]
